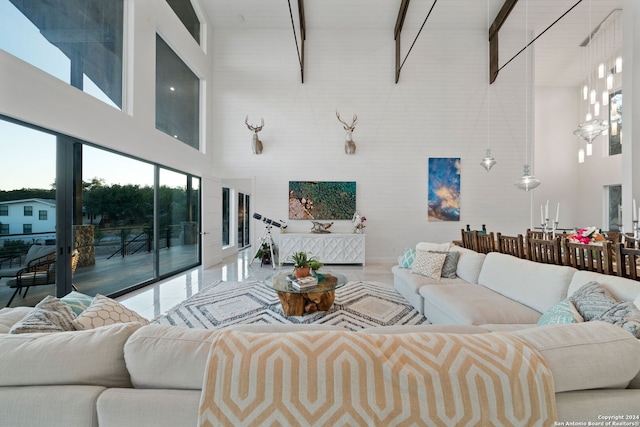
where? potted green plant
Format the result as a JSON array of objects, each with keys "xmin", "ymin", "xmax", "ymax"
[
  {"xmin": 289, "ymin": 251, "xmax": 319, "ymax": 278},
  {"xmin": 254, "ymin": 243, "xmax": 273, "ymax": 266}
]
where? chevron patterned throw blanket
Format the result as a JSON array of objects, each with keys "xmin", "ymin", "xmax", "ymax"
[{"xmin": 198, "ymin": 330, "xmax": 557, "ymax": 426}]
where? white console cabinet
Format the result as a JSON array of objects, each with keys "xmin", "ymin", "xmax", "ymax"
[{"xmin": 277, "ymin": 233, "xmax": 365, "ymax": 265}]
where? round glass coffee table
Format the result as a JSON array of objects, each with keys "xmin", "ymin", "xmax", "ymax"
[{"xmin": 264, "ymin": 271, "xmax": 348, "ymax": 316}]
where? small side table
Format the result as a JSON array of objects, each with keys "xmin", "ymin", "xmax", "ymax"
[{"xmin": 264, "ymin": 271, "xmax": 348, "ymax": 316}]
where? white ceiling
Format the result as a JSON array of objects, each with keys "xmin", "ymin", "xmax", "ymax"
[{"xmin": 199, "ymin": 0, "xmax": 623, "ymax": 86}]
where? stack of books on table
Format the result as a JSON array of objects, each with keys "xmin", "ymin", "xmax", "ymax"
[{"xmin": 291, "ymin": 275, "xmax": 318, "ymax": 290}]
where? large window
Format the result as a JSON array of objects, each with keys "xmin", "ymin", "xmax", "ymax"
[
  {"xmin": 156, "ymin": 35, "xmax": 200, "ymax": 149},
  {"xmin": 607, "ymin": 185, "xmax": 622, "ymax": 231},
  {"xmin": 0, "ymin": 116, "xmax": 202, "ymax": 307},
  {"xmin": 0, "ymin": 0, "xmax": 124, "ymax": 109},
  {"xmin": 609, "ymin": 91, "xmax": 622, "ymax": 156},
  {"xmin": 158, "ymin": 168, "xmax": 200, "ymax": 276},
  {"xmin": 222, "ymin": 187, "xmax": 230, "ymax": 246},
  {"xmin": 166, "ymin": 0, "xmax": 201, "ymax": 44},
  {"xmin": 237, "ymin": 193, "xmax": 250, "ymax": 249}
]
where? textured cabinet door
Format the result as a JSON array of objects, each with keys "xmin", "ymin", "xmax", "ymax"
[{"xmin": 278, "ymin": 234, "xmax": 365, "ymax": 265}]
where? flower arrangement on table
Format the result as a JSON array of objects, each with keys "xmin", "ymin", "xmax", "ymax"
[
  {"xmin": 352, "ymin": 211, "xmax": 366, "ymax": 233},
  {"xmin": 567, "ymin": 227, "xmax": 606, "ymax": 245}
]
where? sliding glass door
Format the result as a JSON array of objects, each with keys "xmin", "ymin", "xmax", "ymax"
[{"xmin": 0, "ymin": 116, "xmax": 202, "ymax": 307}]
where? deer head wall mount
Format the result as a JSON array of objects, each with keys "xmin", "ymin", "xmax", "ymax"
[
  {"xmin": 336, "ymin": 111, "xmax": 357, "ymax": 155},
  {"xmin": 245, "ymin": 116, "xmax": 264, "ymax": 154}
]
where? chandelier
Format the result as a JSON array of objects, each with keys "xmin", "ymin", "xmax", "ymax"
[
  {"xmin": 514, "ymin": 164, "xmax": 541, "ymax": 191},
  {"xmin": 480, "ymin": 148, "xmax": 497, "ymax": 172},
  {"xmin": 573, "ymin": 118, "xmax": 608, "ymax": 144}
]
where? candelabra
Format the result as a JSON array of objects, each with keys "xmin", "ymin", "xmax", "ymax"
[{"xmin": 540, "ymin": 219, "xmax": 559, "ymax": 240}]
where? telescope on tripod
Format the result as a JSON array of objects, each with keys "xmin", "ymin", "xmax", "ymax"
[{"xmin": 251, "ymin": 213, "xmax": 287, "ymax": 269}]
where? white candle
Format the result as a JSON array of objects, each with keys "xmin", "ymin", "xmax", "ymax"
[
  {"xmin": 634, "ymin": 199, "xmax": 637, "ymax": 222},
  {"xmin": 540, "ymin": 206, "xmax": 544, "ymax": 225},
  {"xmin": 545, "ymin": 200, "xmax": 549, "ymax": 221},
  {"xmin": 555, "ymin": 203, "xmax": 560, "ymax": 223},
  {"xmin": 618, "ymin": 204, "xmax": 622, "ymax": 225}
]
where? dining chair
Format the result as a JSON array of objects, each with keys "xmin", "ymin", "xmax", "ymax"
[
  {"xmin": 460, "ymin": 229, "xmax": 477, "ymax": 251},
  {"xmin": 614, "ymin": 242, "xmax": 640, "ymax": 280},
  {"xmin": 496, "ymin": 233, "xmax": 525, "ymax": 258},
  {"xmin": 475, "ymin": 231, "xmax": 496, "ymax": 254},
  {"xmin": 562, "ymin": 239, "xmax": 613, "ymax": 275},
  {"xmin": 526, "ymin": 237, "xmax": 562, "ymax": 265}
]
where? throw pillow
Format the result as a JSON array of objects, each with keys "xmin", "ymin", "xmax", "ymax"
[
  {"xmin": 634, "ymin": 295, "xmax": 640, "ymax": 310},
  {"xmin": 60, "ymin": 291, "xmax": 95, "ymax": 316},
  {"xmin": 569, "ymin": 281, "xmax": 617, "ymax": 321},
  {"xmin": 72, "ymin": 294, "xmax": 149, "ymax": 330},
  {"xmin": 9, "ymin": 295, "xmax": 77, "ymax": 334},
  {"xmin": 428, "ymin": 250, "xmax": 460, "ymax": 279},
  {"xmin": 411, "ymin": 250, "xmax": 447, "ymax": 280},
  {"xmin": 537, "ymin": 299, "xmax": 582, "ymax": 326},
  {"xmin": 594, "ymin": 301, "xmax": 640, "ymax": 338},
  {"xmin": 398, "ymin": 248, "xmax": 417, "ymax": 268}
]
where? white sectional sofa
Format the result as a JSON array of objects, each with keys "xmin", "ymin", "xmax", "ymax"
[{"xmin": 0, "ymin": 319, "xmax": 639, "ymax": 426}]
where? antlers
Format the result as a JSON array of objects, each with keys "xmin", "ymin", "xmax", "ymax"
[
  {"xmin": 245, "ymin": 116, "xmax": 264, "ymax": 133},
  {"xmin": 336, "ymin": 111, "xmax": 357, "ymax": 131}
]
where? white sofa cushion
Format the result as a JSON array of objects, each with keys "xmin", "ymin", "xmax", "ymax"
[
  {"xmin": 0, "ymin": 322, "xmax": 141, "ymax": 388},
  {"xmin": 568, "ymin": 270, "xmax": 640, "ymax": 302},
  {"xmin": 420, "ymin": 284, "xmax": 542, "ymax": 325},
  {"xmin": 97, "ymin": 388, "xmax": 200, "ymax": 427},
  {"xmin": 477, "ymin": 252, "xmax": 576, "ymax": 313},
  {"xmin": 0, "ymin": 385, "xmax": 105, "ymax": 427},
  {"xmin": 415, "ymin": 241, "xmax": 450, "ymax": 252},
  {"xmin": 0, "ymin": 307, "xmax": 33, "ymax": 334},
  {"xmin": 511, "ymin": 321, "xmax": 640, "ymax": 392},
  {"xmin": 124, "ymin": 324, "xmax": 219, "ymax": 390},
  {"xmin": 447, "ymin": 245, "xmax": 486, "ymax": 284}
]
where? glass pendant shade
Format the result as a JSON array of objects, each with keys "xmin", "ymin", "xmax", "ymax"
[
  {"xmin": 480, "ymin": 149, "xmax": 497, "ymax": 172},
  {"xmin": 578, "ymin": 148, "xmax": 585, "ymax": 163},
  {"xmin": 616, "ymin": 57, "xmax": 622, "ymax": 73},
  {"xmin": 602, "ymin": 91, "xmax": 609, "ymax": 105},
  {"xmin": 590, "ymin": 90, "xmax": 597, "ymax": 104},
  {"xmin": 573, "ymin": 118, "xmax": 609, "ymax": 144},
  {"xmin": 594, "ymin": 101, "xmax": 600, "ymax": 116},
  {"xmin": 598, "ymin": 63, "xmax": 605, "ymax": 78},
  {"xmin": 607, "ymin": 74, "xmax": 613, "ymax": 90},
  {"xmin": 582, "ymin": 85, "xmax": 588, "ymax": 100},
  {"xmin": 514, "ymin": 164, "xmax": 541, "ymax": 191},
  {"xmin": 586, "ymin": 142, "xmax": 593, "ymax": 156}
]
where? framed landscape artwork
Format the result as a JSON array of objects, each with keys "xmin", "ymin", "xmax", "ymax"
[
  {"xmin": 428, "ymin": 158, "xmax": 460, "ymax": 221},
  {"xmin": 289, "ymin": 181, "xmax": 356, "ymax": 220}
]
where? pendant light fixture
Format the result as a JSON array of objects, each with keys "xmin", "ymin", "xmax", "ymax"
[
  {"xmin": 481, "ymin": 0, "xmax": 497, "ymax": 172},
  {"xmin": 515, "ymin": 0, "xmax": 540, "ymax": 191},
  {"xmin": 573, "ymin": 0, "xmax": 608, "ymax": 146}
]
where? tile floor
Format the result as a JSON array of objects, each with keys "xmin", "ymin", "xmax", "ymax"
[{"xmin": 117, "ymin": 248, "xmax": 395, "ymax": 320}]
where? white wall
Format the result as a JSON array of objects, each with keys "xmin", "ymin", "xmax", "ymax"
[{"xmin": 211, "ymin": 26, "xmax": 540, "ymax": 263}]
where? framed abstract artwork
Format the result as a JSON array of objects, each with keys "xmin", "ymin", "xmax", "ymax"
[
  {"xmin": 428, "ymin": 158, "xmax": 460, "ymax": 221},
  {"xmin": 288, "ymin": 181, "xmax": 356, "ymax": 220}
]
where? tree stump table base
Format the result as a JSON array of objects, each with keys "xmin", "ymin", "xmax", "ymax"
[{"xmin": 276, "ymin": 290, "xmax": 336, "ymax": 316}]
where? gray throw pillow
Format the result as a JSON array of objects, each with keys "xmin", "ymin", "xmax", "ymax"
[
  {"xmin": 569, "ymin": 281, "xmax": 617, "ymax": 321},
  {"xmin": 594, "ymin": 301, "xmax": 640, "ymax": 338},
  {"xmin": 9, "ymin": 295, "xmax": 77, "ymax": 334},
  {"xmin": 428, "ymin": 250, "xmax": 460, "ymax": 279}
]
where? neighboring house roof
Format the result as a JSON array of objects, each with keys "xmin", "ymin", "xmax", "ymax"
[{"xmin": 0, "ymin": 199, "xmax": 56, "ymax": 207}]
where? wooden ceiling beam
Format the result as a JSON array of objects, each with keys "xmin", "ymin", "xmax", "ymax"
[
  {"xmin": 394, "ymin": 0, "xmax": 411, "ymax": 83},
  {"xmin": 298, "ymin": 0, "xmax": 305, "ymax": 83},
  {"xmin": 489, "ymin": 0, "xmax": 518, "ymax": 84}
]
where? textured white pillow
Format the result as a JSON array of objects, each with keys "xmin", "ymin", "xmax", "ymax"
[
  {"xmin": 411, "ymin": 250, "xmax": 446, "ymax": 279},
  {"xmin": 9, "ymin": 296, "xmax": 76, "ymax": 334},
  {"xmin": 73, "ymin": 294, "xmax": 149, "ymax": 330},
  {"xmin": 634, "ymin": 295, "xmax": 640, "ymax": 310}
]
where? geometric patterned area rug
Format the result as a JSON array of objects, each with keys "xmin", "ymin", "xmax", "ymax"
[{"xmin": 152, "ymin": 280, "xmax": 428, "ymax": 331}]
